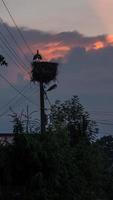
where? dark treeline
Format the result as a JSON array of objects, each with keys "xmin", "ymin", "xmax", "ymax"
[{"xmin": 0, "ymin": 96, "xmax": 113, "ymax": 200}]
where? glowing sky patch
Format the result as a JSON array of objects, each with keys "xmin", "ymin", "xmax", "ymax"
[
  {"xmin": 40, "ymin": 42, "xmax": 70, "ymax": 60},
  {"xmin": 89, "ymin": 0, "xmax": 113, "ymax": 34},
  {"xmin": 106, "ymin": 35, "xmax": 113, "ymax": 44},
  {"xmin": 20, "ymin": 33, "xmax": 113, "ymax": 61},
  {"xmin": 93, "ymin": 41, "xmax": 104, "ymax": 50},
  {"xmin": 23, "ymin": 42, "xmax": 71, "ymax": 61}
]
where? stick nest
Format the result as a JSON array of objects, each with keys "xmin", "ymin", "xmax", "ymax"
[{"xmin": 31, "ymin": 61, "xmax": 58, "ymax": 84}]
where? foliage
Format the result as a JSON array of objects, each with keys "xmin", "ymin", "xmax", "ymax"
[
  {"xmin": 0, "ymin": 132, "xmax": 107, "ymax": 200},
  {"xmin": 96, "ymin": 136, "xmax": 113, "ymax": 200},
  {"xmin": 0, "ymin": 55, "xmax": 7, "ymax": 66},
  {"xmin": 49, "ymin": 96, "xmax": 97, "ymax": 144},
  {"xmin": 10, "ymin": 108, "xmax": 40, "ymax": 134},
  {"xmin": 10, "ymin": 112, "xmax": 24, "ymax": 134},
  {"xmin": 0, "ymin": 96, "xmax": 112, "ymax": 199}
]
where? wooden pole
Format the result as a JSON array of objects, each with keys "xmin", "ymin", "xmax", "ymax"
[
  {"xmin": 26, "ymin": 105, "xmax": 29, "ymax": 134},
  {"xmin": 40, "ymin": 81, "xmax": 45, "ymax": 134}
]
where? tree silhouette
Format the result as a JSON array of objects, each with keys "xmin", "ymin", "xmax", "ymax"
[
  {"xmin": 0, "ymin": 54, "xmax": 7, "ymax": 66},
  {"xmin": 49, "ymin": 96, "xmax": 97, "ymax": 144}
]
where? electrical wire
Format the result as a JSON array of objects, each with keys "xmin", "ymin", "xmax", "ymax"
[
  {"xmin": 0, "ymin": 17, "xmax": 31, "ymax": 64},
  {"xmin": 0, "ymin": 41, "xmax": 29, "ymax": 79},
  {"xmin": 0, "ymin": 38, "xmax": 37, "ymax": 116},
  {"xmin": 44, "ymin": 93, "xmax": 113, "ymax": 129},
  {"xmin": 0, "ymin": 90, "xmax": 38, "ymax": 118},
  {"xmin": 0, "ymin": 26, "xmax": 38, "ymax": 118},
  {"xmin": 1, "ymin": 0, "xmax": 34, "ymax": 56},
  {"xmin": 0, "ymin": 84, "xmax": 29, "ymax": 114},
  {"xmin": 0, "ymin": 83, "xmax": 39, "ymax": 118},
  {"xmin": 0, "ymin": 30, "xmax": 29, "ymax": 74},
  {"xmin": 97, "ymin": 121, "xmax": 113, "ymax": 126},
  {"xmin": 0, "ymin": 72, "xmax": 37, "ymax": 106},
  {"xmin": 0, "ymin": 21, "xmax": 37, "ymax": 112},
  {"xmin": 90, "ymin": 111, "xmax": 113, "ymax": 117}
]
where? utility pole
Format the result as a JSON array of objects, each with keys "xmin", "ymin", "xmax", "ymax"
[
  {"xmin": 40, "ymin": 81, "xmax": 45, "ymax": 134},
  {"xmin": 31, "ymin": 50, "xmax": 58, "ymax": 134},
  {"xmin": 26, "ymin": 105, "xmax": 29, "ymax": 134}
]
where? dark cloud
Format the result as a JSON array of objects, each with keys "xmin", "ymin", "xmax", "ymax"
[
  {"xmin": 65, "ymin": 46, "xmax": 113, "ymax": 71},
  {"xmin": 0, "ymin": 21, "xmax": 107, "ymax": 46},
  {"xmin": 60, "ymin": 46, "xmax": 113, "ymax": 96}
]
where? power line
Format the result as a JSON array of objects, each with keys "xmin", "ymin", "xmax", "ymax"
[
  {"xmin": 0, "ymin": 72, "xmax": 37, "ymax": 106},
  {"xmin": 0, "ymin": 84, "xmax": 29, "ymax": 115},
  {"xmin": 0, "ymin": 17, "xmax": 31, "ymax": 63},
  {"xmin": 44, "ymin": 94, "xmax": 113, "ymax": 128},
  {"xmin": 1, "ymin": 0, "xmax": 33, "ymax": 56},
  {"xmin": 90, "ymin": 110, "xmax": 113, "ymax": 116},
  {"xmin": 0, "ymin": 23, "xmax": 38, "ymax": 118},
  {"xmin": 0, "ymin": 84, "xmax": 38, "ymax": 117},
  {"xmin": 0, "ymin": 40, "xmax": 29, "ymax": 78},
  {"xmin": 0, "ymin": 26, "xmax": 34, "ymax": 109},
  {"xmin": 0, "ymin": 87, "xmax": 38, "ymax": 118},
  {"xmin": 0, "ymin": 30, "xmax": 29, "ymax": 74},
  {"xmin": 0, "ymin": 34, "xmax": 28, "ymax": 74},
  {"xmin": 97, "ymin": 121, "xmax": 113, "ymax": 126}
]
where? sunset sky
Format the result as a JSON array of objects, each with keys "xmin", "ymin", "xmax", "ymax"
[
  {"xmin": 0, "ymin": 0, "xmax": 113, "ymax": 135},
  {"xmin": 1, "ymin": 0, "xmax": 113, "ymax": 35}
]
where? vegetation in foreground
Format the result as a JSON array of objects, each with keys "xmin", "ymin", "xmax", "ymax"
[{"xmin": 0, "ymin": 96, "xmax": 113, "ymax": 200}]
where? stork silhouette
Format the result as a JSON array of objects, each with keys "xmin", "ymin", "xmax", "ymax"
[{"xmin": 33, "ymin": 50, "xmax": 42, "ymax": 61}]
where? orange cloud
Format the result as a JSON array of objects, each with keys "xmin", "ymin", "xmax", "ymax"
[
  {"xmin": 39, "ymin": 35, "xmax": 113, "ymax": 59},
  {"xmin": 93, "ymin": 41, "xmax": 104, "ymax": 50},
  {"xmin": 106, "ymin": 35, "xmax": 113, "ymax": 44},
  {"xmin": 86, "ymin": 35, "xmax": 113, "ymax": 51},
  {"xmin": 32, "ymin": 42, "xmax": 71, "ymax": 60},
  {"xmin": 22, "ymin": 34, "xmax": 113, "ymax": 62}
]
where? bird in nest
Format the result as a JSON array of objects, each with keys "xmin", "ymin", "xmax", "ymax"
[{"xmin": 33, "ymin": 50, "xmax": 42, "ymax": 61}]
